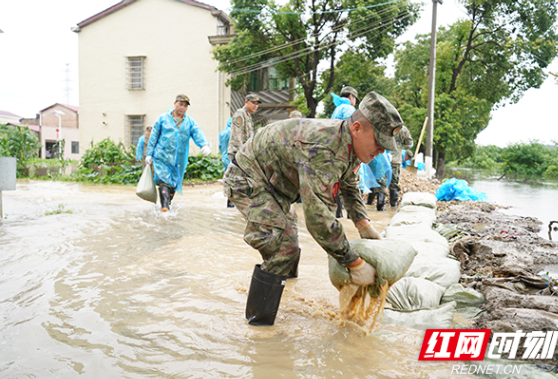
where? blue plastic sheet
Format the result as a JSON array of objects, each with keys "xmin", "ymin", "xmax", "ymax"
[{"xmin": 436, "ymin": 178, "xmax": 489, "ymax": 202}]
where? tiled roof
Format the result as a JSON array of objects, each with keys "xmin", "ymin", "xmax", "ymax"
[
  {"xmin": 0, "ymin": 110, "xmax": 22, "ymax": 119},
  {"xmin": 75, "ymin": 0, "xmax": 217, "ymax": 29},
  {"xmin": 39, "ymin": 103, "xmax": 79, "ymax": 113}
]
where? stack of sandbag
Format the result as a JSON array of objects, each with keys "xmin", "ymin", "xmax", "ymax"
[{"xmin": 381, "ymin": 192, "xmax": 484, "ymax": 329}]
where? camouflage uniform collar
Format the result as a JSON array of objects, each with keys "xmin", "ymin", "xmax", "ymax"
[{"xmin": 340, "ymin": 120, "xmax": 355, "ymax": 161}]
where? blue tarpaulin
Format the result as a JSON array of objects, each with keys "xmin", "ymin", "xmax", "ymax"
[{"xmin": 436, "ymin": 178, "xmax": 489, "ymax": 202}]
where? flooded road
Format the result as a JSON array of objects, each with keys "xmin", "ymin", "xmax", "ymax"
[{"xmin": 1, "ymin": 180, "xmax": 466, "ymax": 378}]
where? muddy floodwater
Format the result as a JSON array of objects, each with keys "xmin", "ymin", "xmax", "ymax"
[{"xmin": 2, "ymin": 180, "xmax": 472, "ymax": 378}]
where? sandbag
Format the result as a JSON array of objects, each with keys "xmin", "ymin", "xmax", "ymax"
[
  {"xmin": 136, "ymin": 164, "xmax": 157, "ymax": 203},
  {"xmin": 388, "ymin": 211, "xmax": 435, "ymax": 228},
  {"xmin": 409, "ymin": 241, "xmax": 450, "ymax": 259},
  {"xmin": 404, "ymin": 256, "xmax": 461, "ymax": 289},
  {"xmin": 387, "ymin": 277, "xmax": 445, "ymax": 311},
  {"xmin": 441, "ymin": 283, "xmax": 485, "ymax": 308},
  {"xmin": 329, "ymin": 239, "xmax": 417, "ymax": 297},
  {"xmin": 398, "ymin": 205, "xmax": 436, "ymax": 215},
  {"xmin": 399, "ymin": 192, "xmax": 437, "ymax": 210},
  {"xmin": 382, "ymin": 301, "xmax": 456, "ymax": 329},
  {"xmin": 384, "ymin": 225, "xmax": 450, "ymax": 248}
]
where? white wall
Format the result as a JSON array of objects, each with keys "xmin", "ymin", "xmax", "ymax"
[{"xmin": 78, "ymin": 0, "xmax": 231, "ymax": 154}]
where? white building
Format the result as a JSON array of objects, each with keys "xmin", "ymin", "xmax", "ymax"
[{"xmin": 72, "ymin": 0, "xmax": 233, "ymax": 154}]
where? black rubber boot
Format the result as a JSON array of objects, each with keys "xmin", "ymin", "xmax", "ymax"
[
  {"xmin": 335, "ymin": 194, "xmax": 343, "ymax": 218},
  {"xmin": 376, "ymin": 192, "xmax": 385, "ymax": 211},
  {"xmin": 246, "ymin": 264, "xmax": 286, "ymax": 326},
  {"xmin": 367, "ymin": 192, "xmax": 375, "ymax": 205},
  {"xmin": 169, "ymin": 188, "xmax": 175, "ymax": 205},
  {"xmin": 287, "ymin": 252, "xmax": 300, "ymax": 279},
  {"xmin": 389, "ymin": 188, "xmax": 398, "ymax": 207},
  {"xmin": 227, "ymin": 198, "xmax": 234, "ymax": 208},
  {"xmin": 159, "ymin": 186, "xmax": 170, "ymax": 212}
]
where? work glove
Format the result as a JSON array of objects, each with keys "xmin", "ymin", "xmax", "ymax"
[
  {"xmin": 358, "ymin": 223, "xmax": 382, "ymax": 240},
  {"xmin": 145, "ymin": 156, "xmax": 153, "ymax": 165},
  {"xmin": 349, "ymin": 259, "xmax": 377, "ymax": 286},
  {"xmin": 201, "ymin": 145, "xmax": 211, "ymax": 156}
]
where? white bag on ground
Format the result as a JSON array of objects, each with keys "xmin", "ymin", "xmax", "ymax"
[
  {"xmin": 409, "ymin": 242, "xmax": 450, "ymax": 259},
  {"xmin": 388, "ymin": 211, "xmax": 436, "ymax": 228},
  {"xmin": 136, "ymin": 164, "xmax": 157, "ymax": 203},
  {"xmin": 387, "ymin": 277, "xmax": 445, "ymax": 310},
  {"xmin": 404, "ymin": 256, "xmax": 461, "ymax": 289},
  {"xmin": 399, "ymin": 192, "xmax": 437, "ymax": 210},
  {"xmin": 384, "ymin": 225, "xmax": 449, "ymax": 247},
  {"xmin": 441, "ymin": 283, "xmax": 485, "ymax": 308},
  {"xmin": 382, "ymin": 301, "xmax": 456, "ymax": 329}
]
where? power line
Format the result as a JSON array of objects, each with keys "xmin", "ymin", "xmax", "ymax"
[
  {"xmin": 224, "ymin": 2, "xmax": 405, "ymax": 66},
  {"xmin": 230, "ymin": 0, "xmax": 406, "ymax": 15},
  {"xmin": 230, "ymin": 12, "xmax": 412, "ymax": 77}
]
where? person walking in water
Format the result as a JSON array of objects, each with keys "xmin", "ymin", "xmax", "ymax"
[
  {"xmin": 145, "ymin": 94, "xmax": 211, "ymax": 212},
  {"xmin": 224, "ymin": 91, "xmax": 405, "ymax": 326}
]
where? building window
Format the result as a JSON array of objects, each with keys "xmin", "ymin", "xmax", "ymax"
[
  {"xmin": 249, "ymin": 63, "xmax": 289, "ymax": 91},
  {"xmin": 217, "ymin": 18, "xmax": 230, "ymax": 36},
  {"xmin": 127, "ymin": 57, "xmax": 145, "ymax": 90},
  {"xmin": 71, "ymin": 141, "xmax": 79, "ymax": 154},
  {"xmin": 127, "ymin": 115, "xmax": 145, "ymax": 147}
]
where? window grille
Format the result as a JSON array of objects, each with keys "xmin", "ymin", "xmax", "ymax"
[
  {"xmin": 127, "ymin": 115, "xmax": 145, "ymax": 147},
  {"xmin": 127, "ymin": 57, "xmax": 145, "ymax": 90},
  {"xmin": 71, "ymin": 141, "xmax": 79, "ymax": 154}
]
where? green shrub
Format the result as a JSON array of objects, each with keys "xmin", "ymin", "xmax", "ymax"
[{"xmin": 185, "ymin": 154, "xmax": 223, "ymax": 181}]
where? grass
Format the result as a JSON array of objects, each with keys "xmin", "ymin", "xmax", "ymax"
[{"xmin": 44, "ymin": 203, "xmax": 75, "ymax": 216}]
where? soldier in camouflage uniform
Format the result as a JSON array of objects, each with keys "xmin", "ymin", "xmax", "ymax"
[
  {"xmin": 389, "ymin": 125, "xmax": 414, "ymax": 206},
  {"xmin": 224, "ymin": 91, "xmax": 405, "ymax": 326},
  {"xmin": 227, "ymin": 93, "xmax": 261, "ymax": 163}
]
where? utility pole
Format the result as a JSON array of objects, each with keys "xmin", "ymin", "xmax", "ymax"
[{"xmin": 425, "ymin": 0, "xmax": 442, "ymax": 179}]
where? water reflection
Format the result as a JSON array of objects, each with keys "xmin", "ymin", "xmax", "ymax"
[{"xmin": 1, "ymin": 180, "xmax": 471, "ymax": 378}]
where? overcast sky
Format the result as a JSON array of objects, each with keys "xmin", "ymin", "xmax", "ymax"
[{"xmin": 0, "ymin": 0, "xmax": 556, "ymax": 147}]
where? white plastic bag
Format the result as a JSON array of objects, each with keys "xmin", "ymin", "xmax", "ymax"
[{"xmin": 136, "ymin": 164, "xmax": 157, "ymax": 203}]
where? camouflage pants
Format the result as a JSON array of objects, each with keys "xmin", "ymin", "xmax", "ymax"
[
  {"xmin": 389, "ymin": 163, "xmax": 401, "ymax": 191},
  {"xmin": 371, "ymin": 175, "xmax": 389, "ymax": 195},
  {"xmin": 223, "ymin": 164, "xmax": 300, "ymax": 276}
]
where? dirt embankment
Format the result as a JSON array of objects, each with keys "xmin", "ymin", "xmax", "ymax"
[{"xmin": 400, "ymin": 169, "xmax": 558, "ymax": 365}]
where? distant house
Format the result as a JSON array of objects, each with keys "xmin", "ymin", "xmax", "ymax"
[
  {"xmin": 72, "ymin": 0, "xmax": 233, "ymax": 154},
  {"xmin": 39, "ymin": 104, "xmax": 80, "ymax": 160},
  {"xmin": 0, "ymin": 110, "xmax": 22, "ymax": 125}
]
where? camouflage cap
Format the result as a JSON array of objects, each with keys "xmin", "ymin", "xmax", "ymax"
[
  {"xmin": 289, "ymin": 110, "xmax": 303, "ymax": 118},
  {"xmin": 245, "ymin": 93, "xmax": 262, "ymax": 103},
  {"xmin": 175, "ymin": 94, "xmax": 191, "ymax": 105},
  {"xmin": 359, "ymin": 91, "xmax": 404, "ymax": 152},
  {"xmin": 340, "ymin": 86, "xmax": 359, "ymax": 102}
]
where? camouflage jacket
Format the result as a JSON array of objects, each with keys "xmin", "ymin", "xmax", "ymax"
[
  {"xmin": 227, "ymin": 106, "xmax": 254, "ymax": 158},
  {"xmin": 392, "ymin": 125, "xmax": 413, "ymax": 164},
  {"xmin": 235, "ymin": 118, "xmax": 368, "ymax": 266}
]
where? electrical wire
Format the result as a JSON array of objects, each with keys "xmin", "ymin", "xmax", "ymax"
[{"xmin": 224, "ymin": 2, "xmax": 407, "ymax": 66}]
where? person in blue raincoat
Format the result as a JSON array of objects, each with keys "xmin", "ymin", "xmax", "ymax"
[
  {"xmin": 135, "ymin": 126, "xmax": 152, "ymax": 163},
  {"xmin": 145, "ymin": 94, "xmax": 211, "ymax": 212},
  {"xmin": 361, "ymin": 152, "xmax": 392, "ymax": 211},
  {"xmin": 331, "ymin": 86, "xmax": 359, "ymax": 120},
  {"xmin": 219, "ymin": 117, "xmax": 234, "ymax": 208},
  {"xmin": 330, "ymin": 86, "xmax": 359, "ymax": 218}
]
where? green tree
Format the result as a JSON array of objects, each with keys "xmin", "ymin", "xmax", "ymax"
[
  {"xmin": 500, "ymin": 141, "xmax": 554, "ymax": 178},
  {"xmin": 213, "ymin": 0, "xmax": 419, "ymax": 117},
  {"xmin": 319, "ymin": 49, "xmax": 396, "ymax": 117},
  {"xmin": 393, "ymin": 0, "xmax": 558, "ymax": 179},
  {"xmin": 0, "ymin": 124, "xmax": 41, "ymax": 176}
]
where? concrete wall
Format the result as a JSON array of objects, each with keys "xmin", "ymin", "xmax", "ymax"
[{"xmin": 77, "ymin": 0, "xmax": 231, "ymax": 155}]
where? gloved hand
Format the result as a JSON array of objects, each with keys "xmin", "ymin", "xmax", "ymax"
[
  {"xmin": 201, "ymin": 145, "xmax": 211, "ymax": 156},
  {"xmin": 349, "ymin": 259, "xmax": 377, "ymax": 286},
  {"xmin": 358, "ymin": 223, "xmax": 382, "ymax": 240},
  {"xmin": 145, "ymin": 156, "xmax": 153, "ymax": 165}
]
